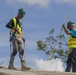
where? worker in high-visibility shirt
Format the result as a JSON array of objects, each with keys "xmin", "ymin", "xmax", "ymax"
[
  {"xmin": 62, "ymin": 21, "xmax": 76, "ymax": 72},
  {"xmin": 6, "ymin": 8, "xmax": 31, "ymax": 70}
]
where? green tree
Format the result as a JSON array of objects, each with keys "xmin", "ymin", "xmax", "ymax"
[{"xmin": 37, "ymin": 28, "xmax": 68, "ymax": 62}]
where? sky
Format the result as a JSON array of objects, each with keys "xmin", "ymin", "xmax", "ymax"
[{"xmin": 0, "ymin": 0, "xmax": 76, "ymax": 71}]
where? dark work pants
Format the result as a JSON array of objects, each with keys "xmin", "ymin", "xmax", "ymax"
[
  {"xmin": 65, "ymin": 48, "xmax": 76, "ymax": 72},
  {"xmin": 9, "ymin": 38, "xmax": 25, "ymax": 65}
]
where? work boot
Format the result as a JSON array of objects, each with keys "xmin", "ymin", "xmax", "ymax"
[
  {"xmin": 8, "ymin": 55, "xmax": 16, "ymax": 70},
  {"xmin": 21, "ymin": 61, "xmax": 31, "ymax": 70},
  {"xmin": 8, "ymin": 64, "xmax": 16, "ymax": 70}
]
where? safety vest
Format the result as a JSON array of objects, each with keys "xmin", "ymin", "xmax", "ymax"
[
  {"xmin": 68, "ymin": 35, "xmax": 76, "ymax": 48},
  {"xmin": 10, "ymin": 18, "xmax": 22, "ymax": 38}
]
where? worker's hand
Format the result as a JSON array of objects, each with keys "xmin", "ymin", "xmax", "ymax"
[
  {"xmin": 13, "ymin": 27, "xmax": 18, "ymax": 31},
  {"xmin": 62, "ymin": 23, "xmax": 65, "ymax": 28},
  {"xmin": 22, "ymin": 38, "xmax": 25, "ymax": 42}
]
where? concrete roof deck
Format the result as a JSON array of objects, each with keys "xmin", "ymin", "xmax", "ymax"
[{"xmin": 0, "ymin": 68, "xmax": 76, "ymax": 75}]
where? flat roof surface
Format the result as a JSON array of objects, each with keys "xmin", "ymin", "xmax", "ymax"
[{"xmin": 0, "ymin": 68, "xmax": 76, "ymax": 75}]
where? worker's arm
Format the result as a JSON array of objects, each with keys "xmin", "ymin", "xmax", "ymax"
[
  {"xmin": 62, "ymin": 24, "xmax": 70, "ymax": 34},
  {"xmin": 6, "ymin": 19, "xmax": 14, "ymax": 29},
  {"xmin": 6, "ymin": 19, "xmax": 17, "ymax": 31}
]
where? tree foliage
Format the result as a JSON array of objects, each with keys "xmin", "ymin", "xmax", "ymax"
[{"xmin": 37, "ymin": 28, "xmax": 69, "ymax": 62}]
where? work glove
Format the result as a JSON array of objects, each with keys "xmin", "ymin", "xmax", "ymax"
[
  {"xmin": 14, "ymin": 28, "xmax": 18, "ymax": 31},
  {"xmin": 13, "ymin": 28, "xmax": 20, "ymax": 34}
]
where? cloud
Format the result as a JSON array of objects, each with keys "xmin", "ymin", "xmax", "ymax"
[
  {"xmin": 34, "ymin": 59, "xmax": 65, "ymax": 71},
  {"xmin": 6, "ymin": 0, "xmax": 76, "ymax": 6},
  {"xmin": 20, "ymin": 0, "xmax": 51, "ymax": 8},
  {"xmin": 0, "ymin": 52, "xmax": 66, "ymax": 71},
  {"xmin": 6, "ymin": 0, "xmax": 51, "ymax": 8},
  {"xmin": 56, "ymin": 0, "xmax": 76, "ymax": 4}
]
